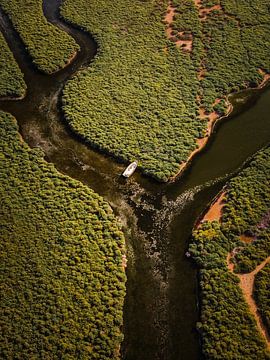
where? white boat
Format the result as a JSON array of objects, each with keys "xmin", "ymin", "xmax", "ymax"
[{"xmin": 122, "ymin": 161, "xmax": 138, "ymax": 178}]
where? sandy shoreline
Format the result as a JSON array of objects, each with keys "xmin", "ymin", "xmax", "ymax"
[
  {"xmin": 170, "ymin": 100, "xmax": 233, "ymax": 182},
  {"xmin": 198, "ymin": 190, "xmax": 226, "ymax": 226},
  {"xmin": 170, "ymin": 71, "xmax": 270, "ymax": 183}
]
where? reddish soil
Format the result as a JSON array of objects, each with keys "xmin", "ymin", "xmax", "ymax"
[
  {"xmin": 239, "ymin": 234, "xmax": 255, "ymax": 244},
  {"xmin": 201, "ymin": 191, "xmax": 226, "ymax": 223},
  {"xmin": 258, "ymin": 69, "xmax": 270, "ymax": 88},
  {"xmin": 226, "ymin": 253, "xmax": 234, "ymax": 271},
  {"xmin": 194, "ymin": 0, "xmax": 202, "ymax": 6},
  {"xmin": 165, "ymin": 2, "xmax": 193, "ymax": 52},
  {"xmin": 193, "ymin": 0, "xmax": 222, "ymax": 20},
  {"xmin": 176, "ymin": 31, "xmax": 193, "ymax": 51},
  {"xmin": 227, "ymin": 254, "xmax": 270, "ymax": 348},
  {"xmin": 198, "ymin": 68, "xmax": 206, "ymax": 80},
  {"xmin": 165, "ymin": 3, "xmax": 175, "ymax": 24},
  {"xmin": 199, "ymin": 4, "xmax": 222, "ymax": 19}
]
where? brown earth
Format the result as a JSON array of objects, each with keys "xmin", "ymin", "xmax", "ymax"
[
  {"xmin": 201, "ymin": 191, "xmax": 226, "ymax": 223},
  {"xmin": 122, "ymin": 254, "xmax": 127, "ymax": 269},
  {"xmin": 199, "ymin": 4, "xmax": 222, "ymax": 20},
  {"xmin": 193, "ymin": 0, "xmax": 222, "ymax": 20},
  {"xmin": 239, "ymin": 234, "xmax": 255, "ymax": 244},
  {"xmin": 227, "ymin": 254, "xmax": 270, "ymax": 348},
  {"xmin": 258, "ymin": 69, "xmax": 270, "ymax": 88},
  {"xmin": 165, "ymin": 2, "xmax": 193, "ymax": 52}
]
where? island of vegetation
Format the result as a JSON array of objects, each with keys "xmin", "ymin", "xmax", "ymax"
[
  {"xmin": 190, "ymin": 147, "xmax": 270, "ymax": 359},
  {"xmin": 57, "ymin": 0, "xmax": 270, "ymax": 181},
  {"xmin": 0, "ymin": 0, "xmax": 79, "ymax": 73}
]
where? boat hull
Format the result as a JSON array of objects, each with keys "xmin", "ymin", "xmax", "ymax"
[{"xmin": 122, "ymin": 161, "xmax": 138, "ymax": 177}]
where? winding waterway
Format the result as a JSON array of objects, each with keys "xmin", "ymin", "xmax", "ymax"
[{"xmin": 0, "ymin": 1, "xmax": 270, "ymax": 359}]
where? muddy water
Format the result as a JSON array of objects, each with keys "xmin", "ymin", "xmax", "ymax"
[{"xmin": 0, "ymin": 1, "xmax": 270, "ymax": 359}]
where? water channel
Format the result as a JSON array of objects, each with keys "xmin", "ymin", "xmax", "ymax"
[{"xmin": 0, "ymin": 1, "xmax": 269, "ymax": 359}]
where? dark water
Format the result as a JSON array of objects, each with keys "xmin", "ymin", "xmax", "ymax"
[{"xmin": 0, "ymin": 1, "xmax": 270, "ymax": 359}]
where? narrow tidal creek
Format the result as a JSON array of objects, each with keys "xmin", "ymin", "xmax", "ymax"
[{"xmin": 0, "ymin": 1, "xmax": 269, "ymax": 359}]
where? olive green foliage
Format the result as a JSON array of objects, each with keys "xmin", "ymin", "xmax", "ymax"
[
  {"xmin": 191, "ymin": 147, "xmax": 270, "ymax": 270},
  {"xmin": 197, "ymin": 268, "xmax": 269, "ymax": 359},
  {"xmin": 233, "ymin": 235, "xmax": 270, "ymax": 274},
  {"xmin": 0, "ymin": 32, "xmax": 26, "ymax": 97},
  {"xmin": 60, "ymin": 0, "xmax": 269, "ymax": 180},
  {"xmin": 201, "ymin": 0, "xmax": 220, "ymax": 6},
  {"xmin": 199, "ymin": 0, "xmax": 270, "ymax": 109},
  {"xmin": 0, "ymin": 0, "xmax": 79, "ymax": 73},
  {"xmin": 190, "ymin": 147, "xmax": 270, "ymax": 359},
  {"xmin": 61, "ymin": 0, "xmax": 203, "ymax": 182},
  {"xmin": 0, "ymin": 111, "xmax": 126, "ymax": 359},
  {"xmin": 254, "ymin": 263, "xmax": 270, "ymax": 333},
  {"xmin": 223, "ymin": 148, "xmax": 270, "ymax": 273}
]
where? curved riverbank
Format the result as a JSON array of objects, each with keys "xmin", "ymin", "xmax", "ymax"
[{"xmin": 170, "ymin": 71, "xmax": 270, "ymax": 182}]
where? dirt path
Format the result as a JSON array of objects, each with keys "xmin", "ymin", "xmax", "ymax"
[
  {"xmin": 227, "ymin": 254, "xmax": 270, "ymax": 348},
  {"xmin": 193, "ymin": 0, "xmax": 222, "ymax": 20},
  {"xmin": 164, "ymin": 2, "xmax": 193, "ymax": 52},
  {"xmin": 239, "ymin": 234, "xmax": 255, "ymax": 244}
]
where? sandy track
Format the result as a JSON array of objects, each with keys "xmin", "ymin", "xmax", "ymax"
[{"xmin": 227, "ymin": 254, "xmax": 270, "ymax": 348}]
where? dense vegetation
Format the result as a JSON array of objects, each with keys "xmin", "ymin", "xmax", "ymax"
[
  {"xmin": 0, "ymin": 111, "xmax": 126, "ymax": 359},
  {"xmin": 254, "ymin": 263, "xmax": 270, "ymax": 333},
  {"xmin": 60, "ymin": 0, "xmax": 270, "ymax": 180},
  {"xmin": 0, "ymin": 32, "xmax": 26, "ymax": 97},
  {"xmin": 191, "ymin": 147, "xmax": 270, "ymax": 271},
  {"xmin": 190, "ymin": 147, "xmax": 270, "ymax": 359},
  {"xmin": 199, "ymin": 0, "xmax": 270, "ymax": 109},
  {"xmin": 0, "ymin": 0, "xmax": 79, "ymax": 73},
  {"xmin": 197, "ymin": 267, "xmax": 269, "ymax": 359},
  {"xmin": 61, "ymin": 0, "xmax": 203, "ymax": 181}
]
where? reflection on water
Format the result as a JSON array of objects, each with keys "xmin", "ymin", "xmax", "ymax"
[{"xmin": 0, "ymin": 1, "xmax": 270, "ymax": 358}]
